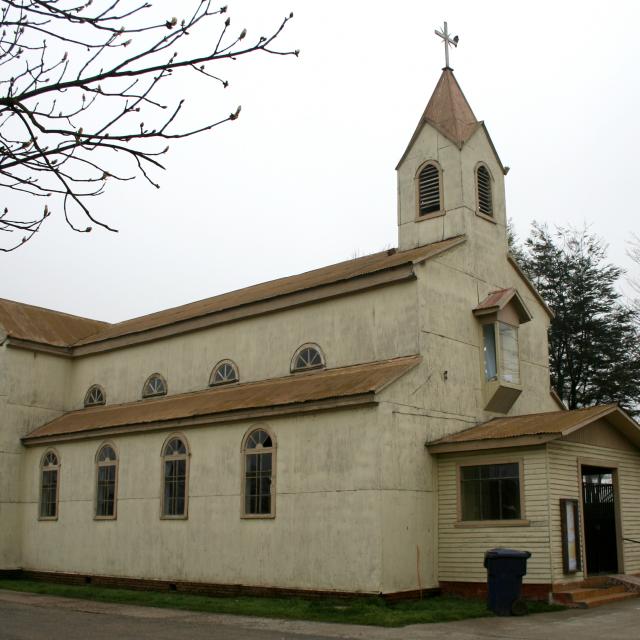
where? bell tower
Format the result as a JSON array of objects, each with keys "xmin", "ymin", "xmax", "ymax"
[{"xmin": 396, "ymin": 24, "xmax": 509, "ymax": 253}]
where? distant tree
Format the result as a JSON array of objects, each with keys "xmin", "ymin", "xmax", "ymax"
[
  {"xmin": 517, "ymin": 223, "xmax": 640, "ymax": 415},
  {"xmin": 0, "ymin": 1, "xmax": 298, "ymax": 251},
  {"xmin": 628, "ymin": 233, "xmax": 640, "ymax": 314}
]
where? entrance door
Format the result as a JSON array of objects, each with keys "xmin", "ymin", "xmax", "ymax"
[{"xmin": 581, "ymin": 465, "xmax": 618, "ymax": 575}]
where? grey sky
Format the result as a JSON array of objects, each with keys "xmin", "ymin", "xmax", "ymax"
[{"xmin": 1, "ymin": 0, "xmax": 638, "ymax": 322}]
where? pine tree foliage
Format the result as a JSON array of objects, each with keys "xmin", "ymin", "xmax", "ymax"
[{"xmin": 515, "ymin": 223, "xmax": 640, "ymax": 415}]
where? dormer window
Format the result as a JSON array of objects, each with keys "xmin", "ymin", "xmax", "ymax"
[
  {"xmin": 142, "ymin": 373, "xmax": 167, "ymax": 398},
  {"xmin": 473, "ymin": 288, "xmax": 532, "ymax": 413},
  {"xmin": 84, "ymin": 384, "xmax": 106, "ymax": 407},
  {"xmin": 476, "ymin": 164, "xmax": 493, "ymax": 217},
  {"xmin": 417, "ymin": 162, "xmax": 442, "ymax": 216}
]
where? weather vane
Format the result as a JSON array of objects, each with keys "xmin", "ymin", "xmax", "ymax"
[{"xmin": 434, "ymin": 22, "xmax": 459, "ymax": 69}]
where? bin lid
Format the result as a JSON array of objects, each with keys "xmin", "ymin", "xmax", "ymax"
[{"xmin": 484, "ymin": 547, "xmax": 532, "ymax": 559}]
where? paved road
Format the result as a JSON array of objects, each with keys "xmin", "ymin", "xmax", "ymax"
[{"xmin": 2, "ymin": 589, "xmax": 640, "ymax": 640}]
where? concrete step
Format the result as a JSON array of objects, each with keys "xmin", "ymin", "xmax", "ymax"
[{"xmin": 577, "ymin": 590, "xmax": 639, "ymax": 609}]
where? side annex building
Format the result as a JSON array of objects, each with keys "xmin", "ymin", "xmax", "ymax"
[{"xmin": 2, "ymin": 65, "xmax": 640, "ymax": 600}]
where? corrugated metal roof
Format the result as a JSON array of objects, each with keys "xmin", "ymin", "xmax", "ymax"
[
  {"xmin": 472, "ymin": 287, "xmax": 532, "ymax": 323},
  {"xmin": 428, "ymin": 404, "xmax": 640, "ymax": 453},
  {"xmin": 71, "ymin": 237, "xmax": 464, "ymax": 346},
  {"xmin": 23, "ymin": 355, "xmax": 421, "ymax": 442},
  {"xmin": 0, "ymin": 298, "xmax": 108, "ymax": 347}
]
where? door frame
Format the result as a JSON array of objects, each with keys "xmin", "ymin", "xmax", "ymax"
[{"xmin": 578, "ymin": 457, "xmax": 624, "ymax": 576}]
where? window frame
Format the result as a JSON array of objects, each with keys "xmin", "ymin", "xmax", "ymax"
[
  {"xmin": 94, "ymin": 442, "xmax": 118, "ymax": 521},
  {"xmin": 142, "ymin": 373, "xmax": 168, "ymax": 399},
  {"xmin": 456, "ymin": 458, "xmax": 528, "ymax": 527},
  {"xmin": 209, "ymin": 359, "xmax": 240, "ymax": 387},
  {"xmin": 84, "ymin": 384, "xmax": 106, "ymax": 407},
  {"xmin": 414, "ymin": 160, "xmax": 444, "ymax": 221},
  {"xmin": 474, "ymin": 162, "xmax": 496, "ymax": 223},
  {"xmin": 241, "ymin": 426, "xmax": 277, "ymax": 520},
  {"xmin": 290, "ymin": 343, "xmax": 325, "ymax": 373},
  {"xmin": 38, "ymin": 449, "xmax": 60, "ymax": 521},
  {"xmin": 481, "ymin": 320, "xmax": 521, "ymax": 387},
  {"xmin": 160, "ymin": 433, "xmax": 190, "ymax": 520}
]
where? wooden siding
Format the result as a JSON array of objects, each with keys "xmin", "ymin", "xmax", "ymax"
[
  {"xmin": 548, "ymin": 440, "xmax": 640, "ymax": 582},
  {"xmin": 437, "ymin": 447, "xmax": 552, "ymax": 584}
]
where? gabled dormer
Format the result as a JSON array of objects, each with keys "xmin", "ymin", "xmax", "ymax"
[{"xmin": 396, "ymin": 67, "xmax": 509, "ymax": 254}]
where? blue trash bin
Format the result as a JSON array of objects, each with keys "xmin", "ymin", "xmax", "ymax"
[{"xmin": 484, "ymin": 548, "xmax": 531, "ymax": 616}]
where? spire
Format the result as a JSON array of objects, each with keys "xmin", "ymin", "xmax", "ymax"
[{"xmin": 422, "ymin": 68, "xmax": 479, "ymax": 148}]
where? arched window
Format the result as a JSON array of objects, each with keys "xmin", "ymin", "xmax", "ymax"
[
  {"xmin": 209, "ymin": 360, "xmax": 239, "ymax": 386},
  {"xmin": 39, "ymin": 450, "xmax": 59, "ymax": 520},
  {"xmin": 417, "ymin": 162, "xmax": 442, "ymax": 216},
  {"xmin": 142, "ymin": 373, "xmax": 167, "ymax": 398},
  {"xmin": 291, "ymin": 344, "xmax": 325, "ymax": 372},
  {"xmin": 476, "ymin": 164, "xmax": 493, "ymax": 216},
  {"xmin": 161, "ymin": 435, "xmax": 189, "ymax": 518},
  {"xmin": 84, "ymin": 384, "xmax": 106, "ymax": 407},
  {"xmin": 242, "ymin": 428, "xmax": 275, "ymax": 517},
  {"xmin": 95, "ymin": 444, "xmax": 118, "ymax": 519}
]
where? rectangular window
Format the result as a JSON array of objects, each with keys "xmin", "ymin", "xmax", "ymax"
[
  {"xmin": 499, "ymin": 322, "xmax": 520, "ymax": 384},
  {"xmin": 483, "ymin": 324, "xmax": 498, "ymax": 381},
  {"xmin": 163, "ymin": 459, "xmax": 186, "ymax": 517},
  {"xmin": 40, "ymin": 469, "xmax": 58, "ymax": 519},
  {"xmin": 460, "ymin": 462, "xmax": 521, "ymax": 521},
  {"xmin": 96, "ymin": 465, "xmax": 116, "ymax": 518},
  {"xmin": 245, "ymin": 452, "xmax": 272, "ymax": 515}
]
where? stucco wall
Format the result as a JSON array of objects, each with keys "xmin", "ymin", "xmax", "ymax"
[
  {"xmin": 20, "ymin": 406, "xmax": 389, "ymax": 593},
  {"xmin": 64, "ymin": 281, "xmax": 419, "ymax": 410}
]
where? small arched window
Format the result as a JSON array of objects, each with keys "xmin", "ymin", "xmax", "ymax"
[
  {"xmin": 95, "ymin": 444, "xmax": 118, "ymax": 519},
  {"xmin": 476, "ymin": 165, "xmax": 493, "ymax": 216},
  {"xmin": 39, "ymin": 450, "xmax": 59, "ymax": 520},
  {"xmin": 161, "ymin": 436, "xmax": 189, "ymax": 518},
  {"xmin": 209, "ymin": 360, "xmax": 239, "ymax": 386},
  {"xmin": 84, "ymin": 384, "xmax": 106, "ymax": 407},
  {"xmin": 142, "ymin": 373, "xmax": 167, "ymax": 398},
  {"xmin": 291, "ymin": 344, "xmax": 325, "ymax": 372},
  {"xmin": 417, "ymin": 162, "xmax": 441, "ymax": 216},
  {"xmin": 242, "ymin": 428, "xmax": 275, "ymax": 517}
]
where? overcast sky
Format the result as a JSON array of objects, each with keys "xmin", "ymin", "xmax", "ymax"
[{"xmin": 1, "ymin": 0, "xmax": 639, "ymax": 322}]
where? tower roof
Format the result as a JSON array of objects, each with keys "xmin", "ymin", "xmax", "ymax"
[
  {"xmin": 396, "ymin": 67, "xmax": 483, "ymax": 169},
  {"xmin": 422, "ymin": 68, "xmax": 479, "ymax": 146}
]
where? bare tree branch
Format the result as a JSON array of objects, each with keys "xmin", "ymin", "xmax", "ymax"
[{"xmin": 0, "ymin": 0, "xmax": 299, "ymax": 251}]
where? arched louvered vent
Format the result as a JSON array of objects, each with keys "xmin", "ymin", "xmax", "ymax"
[
  {"xmin": 477, "ymin": 165, "xmax": 493, "ymax": 216},
  {"xmin": 418, "ymin": 163, "xmax": 441, "ymax": 216}
]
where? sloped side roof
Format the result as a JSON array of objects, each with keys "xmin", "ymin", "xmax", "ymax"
[
  {"xmin": 428, "ymin": 405, "xmax": 640, "ymax": 453},
  {"xmin": 472, "ymin": 287, "xmax": 533, "ymax": 323},
  {"xmin": 23, "ymin": 355, "xmax": 421, "ymax": 444},
  {"xmin": 0, "ymin": 298, "xmax": 109, "ymax": 348},
  {"xmin": 73, "ymin": 236, "xmax": 464, "ymax": 347}
]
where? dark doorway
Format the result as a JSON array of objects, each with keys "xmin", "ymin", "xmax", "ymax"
[{"xmin": 582, "ymin": 465, "xmax": 618, "ymax": 575}]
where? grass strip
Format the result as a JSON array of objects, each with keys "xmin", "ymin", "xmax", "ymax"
[{"xmin": 0, "ymin": 579, "xmax": 564, "ymax": 627}]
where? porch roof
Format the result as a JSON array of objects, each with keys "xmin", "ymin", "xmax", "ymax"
[{"xmin": 427, "ymin": 404, "xmax": 640, "ymax": 454}]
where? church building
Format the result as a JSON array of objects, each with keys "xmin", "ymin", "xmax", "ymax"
[{"xmin": 2, "ymin": 45, "xmax": 640, "ymax": 603}]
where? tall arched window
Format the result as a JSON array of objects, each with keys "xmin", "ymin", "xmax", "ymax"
[
  {"xmin": 161, "ymin": 435, "xmax": 189, "ymax": 518},
  {"xmin": 39, "ymin": 450, "xmax": 59, "ymax": 520},
  {"xmin": 417, "ymin": 162, "xmax": 442, "ymax": 216},
  {"xmin": 209, "ymin": 359, "xmax": 239, "ymax": 386},
  {"xmin": 95, "ymin": 444, "xmax": 118, "ymax": 519},
  {"xmin": 476, "ymin": 164, "xmax": 493, "ymax": 216},
  {"xmin": 142, "ymin": 373, "xmax": 167, "ymax": 398},
  {"xmin": 291, "ymin": 344, "xmax": 325, "ymax": 372},
  {"xmin": 84, "ymin": 384, "xmax": 106, "ymax": 407},
  {"xmin": 242, "ymin": 428, "xmax": 275, "ymax": 517}
]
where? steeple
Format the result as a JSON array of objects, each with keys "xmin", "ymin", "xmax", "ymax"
[{"xmin": 421, "ymin": 69, "xmax": 479, "ymax": 148}]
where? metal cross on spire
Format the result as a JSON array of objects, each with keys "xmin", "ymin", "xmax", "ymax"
[{"xmin": 434, "ymin": 22, "xmax": 459, "ymax": 69}]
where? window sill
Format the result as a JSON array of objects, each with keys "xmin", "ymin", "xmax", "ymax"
[
  {"xmin": 455, "ymin": 519, "xmax": 530, "ymax": 528},
  {"xmin": 38, "ymin": 516, "xmax": 58, "ymax": 522},
  {"xmin": 160, "ymin": 515, "xmax": 188, "ymax": 521},
  {"xmin": 415, "ymin": 210, "xmax": 445, "ymax": 223},
  {"xmin": 241, "ymin": 514, "xmax": 276, "ymax": 520},
  {"xmin": 475, "ymin": 210, "xmax": 496, "ymax": 224},
  {"xmin": 94, "ymin": 516, "xmax": 117, "ymax": 521}
]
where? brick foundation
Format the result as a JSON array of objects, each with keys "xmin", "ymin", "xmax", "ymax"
[{"xmin": 439, "ymin": 580, "xmax": 552, "ymax": 601}]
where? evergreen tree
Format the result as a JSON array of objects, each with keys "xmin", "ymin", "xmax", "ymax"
[{"xmin": 516, "ymin": 223, "xmax": 640, "ymax": 415}]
